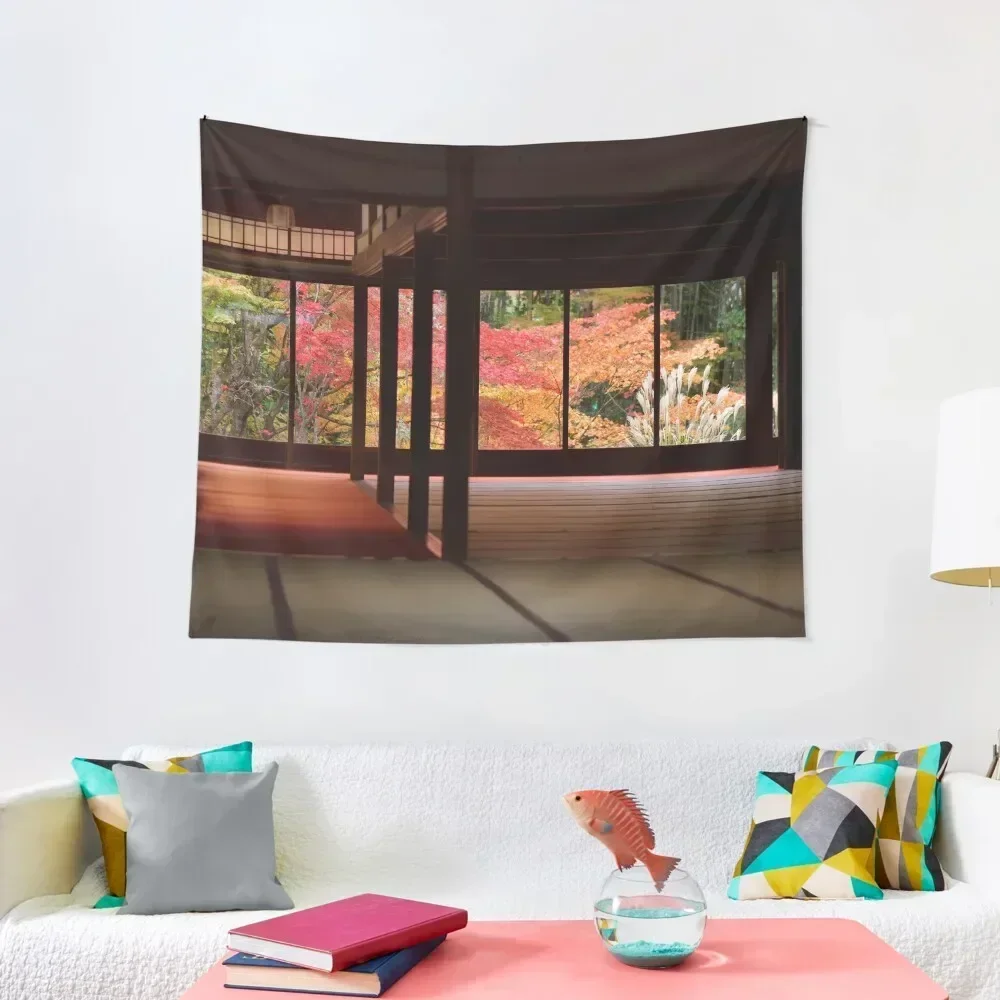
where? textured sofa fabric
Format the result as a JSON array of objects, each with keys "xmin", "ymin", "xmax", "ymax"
[{"xmin": 2, "ymin": 741, "xmax": 999, "ymax": 1000}]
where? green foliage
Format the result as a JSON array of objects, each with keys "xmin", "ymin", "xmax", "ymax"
[
  {"xmin": 479, "ymin": 290, "xmax": 563, "ymax": 328},
  {"xmin": 574, "ymin": 381, "xmax": 631, "ymax": 426},
  {"xmin": 200, "ymin": 270, "xmax": 291, "ymax": 440},
  {"xmin": 663, "ymin": 299, "xmax": 748, "ymax": 395},
  {"xmin": 710, "ymin": 303, "xmax": 747, "ymax": 391},
  {"xmin": 569, "ymin": 287, "xmax": 652, "ymax": 317},
  {"xmin": 662, "ymin": 277, "xmax": 744, "ymax": 340}
]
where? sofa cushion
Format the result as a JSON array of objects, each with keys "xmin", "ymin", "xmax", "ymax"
[
  {"xmin": 114, "ymin": 763, "xmax": 292, "ymax": 916},
  {"xmin": 802, "ymin": 743, "xmax": 953, "ymax": 891},
  {"xmin": 71, "ymin": 741, "xmax": 253, "ymax": 905},
  {"xmin": 729, "ymin": 761, "xmax": 898, "ymax": 900}
]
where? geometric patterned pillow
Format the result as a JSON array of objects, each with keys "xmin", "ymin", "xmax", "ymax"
[
  {"xmin": 728, "ymin": 759, "xmax": 898, "ymax": 901},
  {"xmin": 802, "ymin": 742, "xmax": 952, "ymax": 891},
  {"xmin": 71, "ymin": 741, "xmax": 253, "ymax": 907}
]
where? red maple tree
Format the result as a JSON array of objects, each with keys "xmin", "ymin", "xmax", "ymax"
[{"xmin": 205, "ymin": 273, "xmax": 731, "ymax": 451}]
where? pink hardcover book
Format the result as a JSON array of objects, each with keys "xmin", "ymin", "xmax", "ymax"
[{"xmin": 227, "ymin": 894, "xmax": 469, "ymax": 973}]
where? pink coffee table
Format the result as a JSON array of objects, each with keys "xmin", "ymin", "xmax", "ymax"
[{"xmin": 182, "ymin": 918, "xmax": 947, "ymax": 999}]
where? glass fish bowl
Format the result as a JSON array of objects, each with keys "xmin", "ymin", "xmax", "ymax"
[{"xmin": 594, "ymin": 866, "xmax": 706, "ymax": 968}]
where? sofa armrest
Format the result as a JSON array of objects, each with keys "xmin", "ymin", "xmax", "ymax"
[
  {"xmin": 0, "ymin": 780, "xmax": 99, "ymax": 919},
  {"xmin": 935, "ymin": 771, "xmax": 1000, "ymax": 893}
]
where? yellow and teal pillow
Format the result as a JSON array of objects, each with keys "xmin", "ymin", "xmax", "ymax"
[
  {"xmin": 71, "ymin": 741, "xmax": 253, "ymax": 907},
  {"xmin": 802, "ymin": 742, "xmax": 952, "ymax": 891},
  {"xmin": 729, "ymin": 759, "xmax": 898, "ymax": 900}
]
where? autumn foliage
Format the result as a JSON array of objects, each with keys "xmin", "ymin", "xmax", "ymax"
[{"xmin": 201, "ymin": 273, "xmax": 745, "ymax": 451}]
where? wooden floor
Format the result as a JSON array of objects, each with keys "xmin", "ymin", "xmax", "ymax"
[
  {"xmin": 195, "ymin": 461, "xmax": 432, "ymax": 559},
  {"xmin": 197, "ymin": 463, "xmax": 801, "ymax": 561},
  {"xmin": 379, "ymin": 467, "xmax": 802, "ymax": 559}
]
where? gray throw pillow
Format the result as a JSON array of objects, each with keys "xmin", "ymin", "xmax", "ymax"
[{"xmin": 112, "ymin": 761, "xmax": 293, "ymax": 915}]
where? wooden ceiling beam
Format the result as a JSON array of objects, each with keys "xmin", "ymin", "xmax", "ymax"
[
  {"xmin": 202, "ymin": 244, "xmax": 356, "ymax": 283},
  {"xmin": 351, "ymin": 206, "xmax": 447, "ymax": 277},
  {"xmin": 371, "ymin": 238, "xmax": 784, "ymax": 289},
  {"xmin": 471, "ymin": 212, "xmax": 782, "ymax": 262},
  {"xmin": 472, "ymin": 186, "xmax": 791, "ymax": 237},
  {"xmin": 464, "ymin": 238, "xmax": 784, "ymax": 291},
  {"xmin": 202, "ymin": 239, "xmax": 783, "ymax": 295}
]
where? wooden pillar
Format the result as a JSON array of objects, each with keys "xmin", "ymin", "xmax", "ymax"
[
  {"xmin": 745, "ymin": 263, "xmax": 773, "ymax": 466},
  {"xmin": 471, "ymin": 290, "xmax": 481, "ymax": 473},
  {"xmin": 376, "ymin": 263, "xmax": 400, "ymax": 506},
  {"xmin": 349, "ymin": 283, "xmax": 368, "ymax": 481},
  {"xmin": 408, "ymin": 233, "xmax": 433, "ymax": 540},
  {"xmin": 441, "ymin": 148, "xmax": 477, "ymax": 562},
  {"xmin": 286, "ymin": 280, "xmax": 297, "ymax": 467},
  {"xmin": 782, "ymin": 212, "xmax": 803, "ymax": 470},
  {"xmin": 652, "ymin": 283, "xmax": 661, "ymax": 454}
]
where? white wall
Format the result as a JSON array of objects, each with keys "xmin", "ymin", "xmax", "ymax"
[{"xmin": 2, "ymin": 0, "xmax": 999, "ymax": 793}]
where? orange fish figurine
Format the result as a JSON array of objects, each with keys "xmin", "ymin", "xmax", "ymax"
[{"xmin": 564, "ymin": 788, "xmax": 680, "ymax": 890}]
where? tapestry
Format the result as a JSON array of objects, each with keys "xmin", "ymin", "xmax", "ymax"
[{"xmin": 192, "ymin": 118, "xmax": 807, "ymax": 643}]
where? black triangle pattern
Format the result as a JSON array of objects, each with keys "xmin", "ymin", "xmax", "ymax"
[
  {"xmin": 821, "ymin": 801, "xmax": 876, "ymax": 859},
  {"xmin": 80, "ymin": 759, "xmax": 150, "ymax": 773},
  {"xmin": 738, "ymin": 817, "xmax": 790, "ymax": 873},
  {"xmin": 761, "ymin": 770, "xmax": 795, "ymax": 793}
]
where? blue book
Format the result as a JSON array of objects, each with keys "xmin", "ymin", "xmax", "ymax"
[{"xmin": 222, "ymin": 936, "xmax": 446, "ymax": 996}]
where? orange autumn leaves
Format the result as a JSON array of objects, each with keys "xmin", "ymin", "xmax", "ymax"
[
  {"xmin": 477, "ymin": 299, "xmax": 729, "ymax": 449},
  {"xmin": 202, "ymin": 270, "xmax": 740, "ymax": 451}
]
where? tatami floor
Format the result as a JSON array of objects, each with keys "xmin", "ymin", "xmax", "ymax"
[
  {"xmin": 190, "ymin": 548, "xmax": 804, "ymax": 643},
  {"xmin": 190, "ymin": 464, "xmax": 804, "ymax": 643}
]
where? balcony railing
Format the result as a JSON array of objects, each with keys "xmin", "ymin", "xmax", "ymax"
[{"xmin": 202, "ymin": 211, "xmax": 356, "ymax": 261}]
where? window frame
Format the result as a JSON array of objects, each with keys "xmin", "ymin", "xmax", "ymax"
[{"xmin": 198, "ymin": 250, "xmax": 796, "ymax": 476}]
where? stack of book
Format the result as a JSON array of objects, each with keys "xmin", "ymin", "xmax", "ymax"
[{"xmin": 224, "ymin": 893, "xmax": 468, "ymax": 996}]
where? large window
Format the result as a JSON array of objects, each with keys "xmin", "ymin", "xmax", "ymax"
[
  {"xmin": 473, "ymin": 281, "xmax": 753, "ymax": 452},
  {"xmin": 201, "ymin": 272, "xmax": 450, "ymax": 454},
  {"xmin": 659, "ymin": 277, "xmax": 746, "ymax": 445},
  {"xmin": 478, "ymin": 290, "xmax": 563, "ymax": 449},
  {"xmin": 292, "ymin": 282, "xmax": 353, "ymax": 445},
  {"xmin": 198, "ymin": 268, "xmax": 776, "ymax": 463},
  {"xmin": 200, "ymin": 270, "xmax": 290, "ymax": 441},
  {"xmin": 568, "ymin": 287, "xmax": 653, "ymax": 448}
]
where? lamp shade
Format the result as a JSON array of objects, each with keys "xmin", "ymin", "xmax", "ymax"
[{"xmin": 930, "ymin": 387, "xmax": 1000, "ymax": 586}]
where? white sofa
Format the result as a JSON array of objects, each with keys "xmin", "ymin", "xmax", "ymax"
[{"xmin": 1, "ymin": 740, "xmax": 999, "ymax": 1000}]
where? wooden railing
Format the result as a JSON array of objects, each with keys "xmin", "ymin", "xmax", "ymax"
[{"xmin": 202, "ymin": 211, "xmax": 355, "ymax": 261}]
